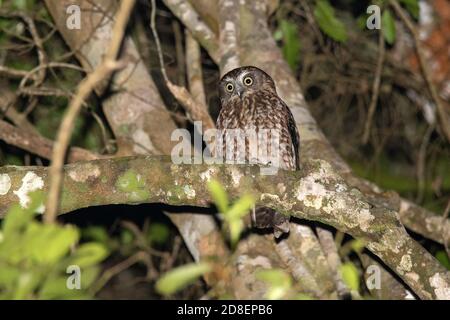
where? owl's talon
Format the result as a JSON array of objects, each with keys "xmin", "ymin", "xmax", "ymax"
[
  {"xmin": 252, "ymin": 206, "xmax": 290, "ymax": 238},
  {"xmin": 274, "ymin": 220, "xmax": 290, "ymax": 238}
]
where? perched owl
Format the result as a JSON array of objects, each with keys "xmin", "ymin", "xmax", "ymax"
[{"xmin": 216, "ymin": 66, "xmax": 300, "ymax": 238}]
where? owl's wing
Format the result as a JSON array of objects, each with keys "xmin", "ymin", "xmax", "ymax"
[{"xmin": 282, "ymin": 100, "xmax": 301, "ymax": 170}]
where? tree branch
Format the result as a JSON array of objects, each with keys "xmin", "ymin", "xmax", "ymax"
[
  {"xmin": 0, "ymin": 156, "xmax": 448, "ymax": 299},
  {"xmin": 0, "ymin": 119, "xmax": 100, "ymax": 162}
]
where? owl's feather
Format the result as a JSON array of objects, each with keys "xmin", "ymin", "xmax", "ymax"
[{"xmin": 216, "ymin": 66, "xmax": 300, "ymax": 238}]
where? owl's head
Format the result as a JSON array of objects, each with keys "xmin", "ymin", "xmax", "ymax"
[{"xmin": 218, "ymin": 66, "xmax": 276, "ymax": 103}]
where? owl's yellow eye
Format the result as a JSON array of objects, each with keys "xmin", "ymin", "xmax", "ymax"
[
  {"xmin": 225, "ymin": 83, "xmax": 234, "ymax": 92},
  {"xmin": 243, "ymin": 76, "xmax": 253, "ymax": 86}
]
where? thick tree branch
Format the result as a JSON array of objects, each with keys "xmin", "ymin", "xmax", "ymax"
[{"xmin": 0, "ymin": 156, "xmax": 448, "ymax": 299}]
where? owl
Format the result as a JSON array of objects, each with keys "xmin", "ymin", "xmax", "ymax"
[{"xmin": 216, "ymin": 66, "xmax": 300, "ymax": 238}]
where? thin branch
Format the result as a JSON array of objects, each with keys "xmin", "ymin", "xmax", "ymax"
[
  {"xmin": 362, "ymin": 29, "xmax": 385, "ymax": 144},
  {"xmin": 150, "ymin": 0, "xmax": 215, "ymax": 131},
  {"xmin": 0, "ymin": 119, "xmax": 100, "ymax": 162},
  {"xmin": 45, "ymin": 0, "xmax": 136, "ymax": 223},
  {"xmin": 0, "ymin": 65, "xmax": 34, "ymax": 79},
  {"xmin": 90, "ymin": 251, "xmax": 149, "ymax": 295}
]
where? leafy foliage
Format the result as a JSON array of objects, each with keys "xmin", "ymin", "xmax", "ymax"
[
  {"xmin": 0, "ymin": 192, "xmax": 109, "ymax": 299},
  {"xmin": 382, "ymin": 9, "xmax": 396, "ymax": 44},
  {"xmin": 340, "ymin": 262, "xmax": 360, "ymax": 292},
  {"xmin": 313, "ymin": 0, "xmax": 348, "ymax": 42},
  {"xmin": 208, "ymin": 180, "xmax": 255, "ymax": 247},
  {"xmin": 400, "ymin": 0, "xmax": 419, "ymax": 19},
  {"xmin": 435, "ymin": 251, "xmax": 450, "ymax": 270},
  {"xmin": 274, "ymin": 20, "xmax": 301, "ymax": 71},
  {"xmin": 155, "ymin": 262, "xmax": 211, "ymax": 296}
]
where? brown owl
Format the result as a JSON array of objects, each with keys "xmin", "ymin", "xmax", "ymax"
[{"xmin": 216, "ymin": 66, "xmax": 300, "ymax": 238}]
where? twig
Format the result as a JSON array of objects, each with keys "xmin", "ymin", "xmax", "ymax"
[
  {"xmin": 0, "ymin": 81, "xmax": 40, "ymax": 134},
  {"xmin": 18, "ymin": 86, "xmax": 71, "ymax": 97},
  {"xmin": 90, "ymin": 251, "xmax": 148, "ymax": 295},
  {"xmin": 150, "ymin": 0, "xmax": 215, "ymax": 131},
  {"xmin": 18, "ymin": 62, "xmax": 85, "ymax": 93},
  {"xmin": 45, "ymin": 0, "xmax": 136, "ymax": 223},
  {"xmin": 362, "ymin": 29, "xmax": 385, "ymax": 144},
  {"xmin": 390, "ymin": 0, "xmax": 450, "ymax": 143},
  {"xmin": 0, "ymin": 65, "xmax": 34, "ymax": 79},
  {"xmin": 0, "ymin": 10, "xmax": 48, "ymax": 84},
  {"xmin": 0, "ymin": 119, "xmax": 100, "ymax": 162}
]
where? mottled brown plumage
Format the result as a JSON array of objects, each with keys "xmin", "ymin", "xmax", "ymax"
[{"xmin": 216, "ymin": 66, "xmax": 300, "ymax": 237}]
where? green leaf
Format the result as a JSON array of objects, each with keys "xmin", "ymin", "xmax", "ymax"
[
  {"xmin": 273, "ymin": 29, "xmax": 283, "ymax": 41},
  {"xmin": 256, "ymin": 269, "xmax": 292, "ymax": 300},
  {"xmin": 2, "ymin": 204, "xmax": 35, "ymax": 239},
  {"xmin": 29, "ymin": 224, "xmax": 79, "ymax": 264},
  {"xmin": 349, "ymin": 239, "xmax": 366, "ymax": 253},
  {"xmin": 226, "ymin": 194, "xmax": 255, "ymax": 220},
  {"xmin": 82, "ymin": 226, "xmax": 110, "ymax": 244},
  {"xmin": 382, "ymin": 9, "xmax": 396, "ymax": 45},
  {"xmin": 80, "ymin": 265, "xmax": 101, "ymax": 290},
  {"xmin": 279, "ymin": 20, "xmax": 301, "ymax": 71},
  {"xmin": 340, "ymin": 262, "xmax": 360, "ymax": 292},
  {"xmin": 207, "ymin": 180, "xmax": 229, "ymax": 213},
  {"xmin": 120, "ymin": 229, "xmax": 134, "ymax": 245},
  {"xmin": 228, "ymin": 220, "xmax": 244, "ymax": 248},
  {"xmin": 13, "ymin": 271, "xmax": 40, "ymax": 299},
  {"xmin": 39, "ymin": 276, "xmax": 76, "ymax": 299},
  {"xmin": 223, "ymin": 194, "xmax": 254, "ymax": 246},
  {"xmin": 435, "ymin": 251, "xmax": 450, "ymax": 270},
  {"xmin": 314, "ymin": 0, "xmax": 348, "ymax": 42},
  {"xmin": 0, "ymin": 264, "xmax": 20, "ymax": 291},
  {"xmin": 69, "ymin": 243, "xmax": 109, "ymax": 268},
  {"xmin": 147, "ymin": 223, "xmax": 170, "ymax": 245},
  {"xmin": 400, "ymin": 0, "xmax": 419, "ymax": 19},
  {"xmin": 2, "ymin": 191, "xmax": 44, "ymax": 239},
  {"xmin": 156, "ymin": 262, "xmax": 211, "ymax": 296}
]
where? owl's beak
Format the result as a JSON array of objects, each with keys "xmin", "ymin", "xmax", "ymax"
[{"xmin": 236, "ymin": 85, "xmax": 244, "ymax": 99}]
